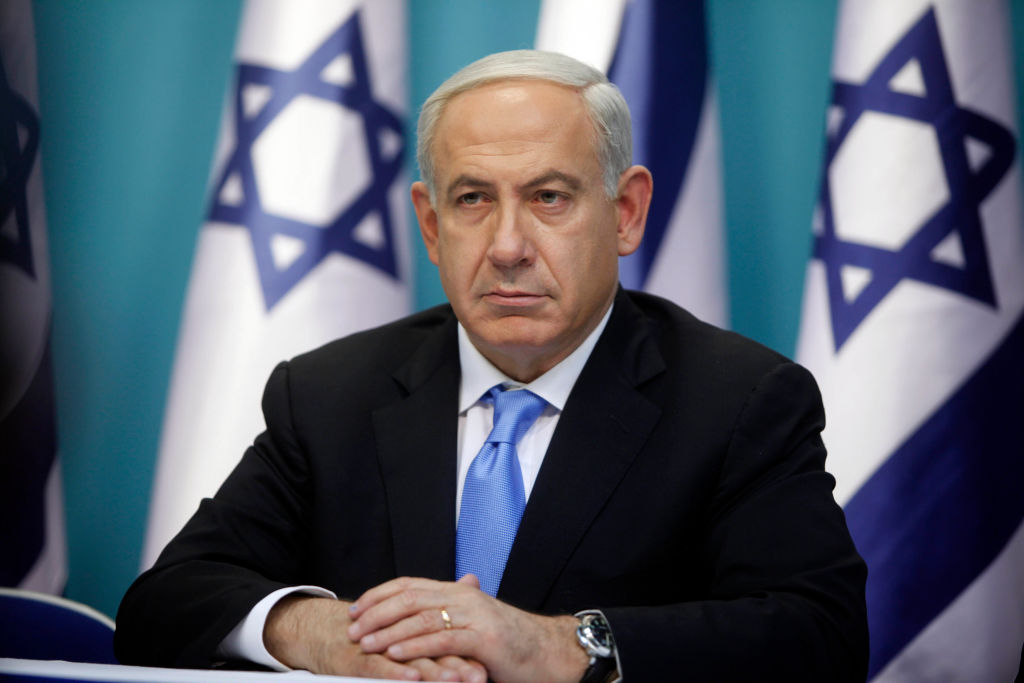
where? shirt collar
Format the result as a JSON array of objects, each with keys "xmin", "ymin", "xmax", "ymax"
[{"xmin": 457, "ymin": 304, "xmax": 614, "ymax": 414}]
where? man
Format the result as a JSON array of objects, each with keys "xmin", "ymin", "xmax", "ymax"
[{"xmin": 116, "ymin": 50, "xmax": 868, "ymax": 682}]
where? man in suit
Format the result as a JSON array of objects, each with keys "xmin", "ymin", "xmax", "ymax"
[{"xmin": 116, "ymin": 50, "xmax": 868, "ymax": 682}]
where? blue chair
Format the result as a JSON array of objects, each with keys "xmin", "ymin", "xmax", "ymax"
[{"xmin": 0, "ymin": 588, "xmax": 117, "ymax": 664}]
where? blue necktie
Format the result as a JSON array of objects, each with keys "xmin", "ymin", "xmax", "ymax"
[{"xmin": 455, "ymin": 385, "xmax": 547, "ymax": 597}]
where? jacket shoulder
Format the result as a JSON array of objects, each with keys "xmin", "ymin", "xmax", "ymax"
[
  {"xmin": 286, "ymin": 304, "xmax": 455, "ymax": 380},
  {"xmin": 623, "ymin": 290, "xmax": 792, "ymax": 378}
]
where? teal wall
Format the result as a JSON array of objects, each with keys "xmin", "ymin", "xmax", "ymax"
[
  {"xmin": 29, "ymin": 0, "xmax": 1024, "ymax": 617},
  {"xmin": 33, "ymin": 0, "xmax": 244, "ymax": 617}
]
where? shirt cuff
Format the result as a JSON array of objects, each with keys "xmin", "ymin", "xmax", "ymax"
[{"xmin": 217, "ymin": 585, "xmax": 337, "ymax": 671}]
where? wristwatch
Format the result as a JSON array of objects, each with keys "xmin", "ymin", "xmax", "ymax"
[{"xmin": 575, "ymin": 610, "xmax": 617, "ymax": 683}]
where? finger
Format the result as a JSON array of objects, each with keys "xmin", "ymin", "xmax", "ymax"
[
  {"xmin": 349, "ymin": 577, "xmax": 415, "ymax": 618},
  {"xmin": 456, "ymin": 574, "xmax": 480, "ymax": 589},
  {"xmin": 351, "ymin": 576, "xmax": 442, "ymax": 617},
  {"xmin": 349, "ymin": 652, "xmax": 423, "ymax": 681},
  {"xmin": 405, "ymin": 657, "xmax": 462, "ymax": 682},
  {"xmin": 359, "ymin": 606, "xmax": 452, "ymax": 654},
  {"xmin": 437, "ymin": 655, "xmax": 488, "ymax": 683},
  {"xmin": 349, "ymin": 586, "xmax": 449, "ymax": 641},
  {"xmin": 350, "ymin": 579, "xmax": 475, "ymax": 642},
  {"xmin": 385, "ymin": 629, "xmax": 480, "ymax": 663}
]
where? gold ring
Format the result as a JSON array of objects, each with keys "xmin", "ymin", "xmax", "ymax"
[{"xmin": 440, "ymin": 607, "xmax": 453, "ymax": 630}]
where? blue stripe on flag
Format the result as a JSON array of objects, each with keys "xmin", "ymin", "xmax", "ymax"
[
  {"xmin": 844, "ymin": 313, "xmax": 1024, "ymax": 677},
  {"xmin": 608, "ymin": 0, "xmax": 707, "ymax": 290},
  {"xmin": 0, "ymin": 337, "xmax": 58, "ymax": 586}
]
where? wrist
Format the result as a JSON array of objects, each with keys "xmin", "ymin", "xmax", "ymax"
[
  {"xmin": 548, "ymin": 615, "xmax": 592, "ymax": 683},
  {"xmin": 264, "ymin": 595, "xmax": 348, "ymax": 672}
]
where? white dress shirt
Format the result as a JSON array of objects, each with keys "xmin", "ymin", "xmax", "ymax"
[{"xmin": 218, "ymin": 305, "xmax": 614, "ymax": 671}]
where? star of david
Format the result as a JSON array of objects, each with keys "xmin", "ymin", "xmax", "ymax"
[
  {"xmin": 208, "ymin": 10, "xmax": 405, "ymax": 310},
  {"xmin": 816, "ymin": 7, "xmax": 1015, "ymax": 350},
  {"xmin": 0, "ymin": 54, "xmax": 40, "ymax": 279}
]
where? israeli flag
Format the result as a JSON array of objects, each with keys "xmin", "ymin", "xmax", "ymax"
[
  {"xmin": 536, "ymin": 0, "xmax": 727, "ymax": 327},
  {"xmin": 796, "ymin": 1, "xmax": 1024, "ymax": 679},
  {"xmin": 142, "ymin": 0, "xmax": 411, "ymax": 567},
  {"xmin": 0, "ymin": 0, "xmax": 67, "ymax": 593}
]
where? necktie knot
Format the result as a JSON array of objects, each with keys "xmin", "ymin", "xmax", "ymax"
[{"xmin": 486, "ymin": 386, "xmax": 547, "ymax": 445}]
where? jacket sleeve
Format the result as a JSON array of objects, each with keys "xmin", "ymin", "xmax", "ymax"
[
  {"xmin": 602, "ymin": 362, "xmax": 869, "ymax": 682},
  {"xmin": 115, "ymin": 361, "xmax": 313, "ymax": 668}
]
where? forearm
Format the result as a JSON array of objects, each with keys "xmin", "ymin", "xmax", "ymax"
[
  {"xmin": 115, "ymin": 365, "xmax": 318, "ymax": 668},
  {"xmin": 219, "ymin": 585, "xmax": 338, "ymax": 670},
  {"xmin": 603, "ymin": 591, "xmax": 867, "ymax": 683},
  {"xmin": 264, "ymin": 595, "xmax": 353, "ymax": 671},
  {"xmin": 114, "ymin": 558, "xmax": 288, "ymax": 668}
]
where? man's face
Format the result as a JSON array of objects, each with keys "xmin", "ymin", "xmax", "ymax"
[{"xmin": 412, "ymin": 80, "xmax": 649, "ymax": 382}]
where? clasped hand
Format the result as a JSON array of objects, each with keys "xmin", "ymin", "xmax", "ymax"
[{"xmin": 266, "ymin": 574, "xmax": 587, "ymax": 682}]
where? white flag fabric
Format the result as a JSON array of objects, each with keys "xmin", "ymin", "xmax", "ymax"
[
  {"xmin": 796, "ymin": 1, "xmax": 1024, "ymax": 679},
  {"xmin": 0, "ymin": 0, "xmax": 67, "ymax": 593},
  {"xmin": 536, "ymin": 0, "xmax": 728, "ymax": 327},
  {"xmin": 143, "ymin": 0, "xmax": 411, "ymax": 568}
]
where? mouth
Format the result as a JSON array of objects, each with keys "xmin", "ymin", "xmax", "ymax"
[{"xmin": 482, "ymin": 289, "xmax": 546, "ymax": 307}]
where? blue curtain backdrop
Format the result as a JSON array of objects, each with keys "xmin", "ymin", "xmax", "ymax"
[{"xmin": 29, "ymin": 0, "xmax": 1024, "ymax": 617}]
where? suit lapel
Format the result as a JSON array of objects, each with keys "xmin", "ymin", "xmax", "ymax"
[
  {"xmin": 373, "ymin": 313, "xmax": 461, "ymax": 582},
  {"xmin": 499, "ymin": 291, "xmax": 665, "ymax": 610}
]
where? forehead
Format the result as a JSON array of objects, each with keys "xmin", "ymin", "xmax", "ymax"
[{"xmin": 431, "ymin": 80, "xmax": 598, "ymax": 175}]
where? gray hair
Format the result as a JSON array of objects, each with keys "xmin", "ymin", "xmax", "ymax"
[{"xmin": 416, "ymin": 49, "xmax": 633, "ymax": 200}]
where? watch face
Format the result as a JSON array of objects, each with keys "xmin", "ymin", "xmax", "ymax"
[
  {"xmin": 580, "ymin": 614, "xmax": 615, "ymax": 659},
  {"xmin": 586, "ymin": 615, "xmax": 613, "ymax": 649}
]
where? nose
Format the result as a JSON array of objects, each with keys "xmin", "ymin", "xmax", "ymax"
[{"xmin": 487, "ymin": 204, "xmax": 534, "ymax": 269}]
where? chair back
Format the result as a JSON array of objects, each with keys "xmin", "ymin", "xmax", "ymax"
[{"xmin": 0, "ymin": 588, "xmax": 117, "ymax": 664}]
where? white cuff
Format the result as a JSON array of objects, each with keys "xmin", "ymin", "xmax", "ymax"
[{"xmin": 217, "ymin": 585, "xmax": 337, "ymax": 671}]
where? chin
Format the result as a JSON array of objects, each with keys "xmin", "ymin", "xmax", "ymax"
[{"xmin": 469, "ymin": 317, "xmax": 549, "ymax": 349}]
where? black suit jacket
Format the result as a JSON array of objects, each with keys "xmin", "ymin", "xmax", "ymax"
[{"xmin": 116, "ymin": 289, "xmax": 868, "ymax": 681}]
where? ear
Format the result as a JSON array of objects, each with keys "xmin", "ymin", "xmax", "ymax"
[
  {"xmin": 614, "ymin": 165, "xmax": 653, "ymax": 257},
  {"xmin": 411, "ymin": 181, "xmax": 441, "ymax": 265}
]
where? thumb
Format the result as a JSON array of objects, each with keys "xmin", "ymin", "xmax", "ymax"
[{"xmin": 456, "ymin": 574, "xmax": 481, "ymax": 589}]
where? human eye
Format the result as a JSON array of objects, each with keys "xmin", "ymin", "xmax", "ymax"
[
  {"xmin": 534, "ymin": 190, "xmax": 567, "ymax": 206},
  {"xmin": 457, "ymin": 191, "xmax": 488, "ymax": 206}
]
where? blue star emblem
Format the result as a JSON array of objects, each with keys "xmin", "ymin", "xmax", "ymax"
[
  {"xmin": 0, "ymin": 54, "xmax": 40, "ymax": 279},
  {"xmin": 208, "ymin": 10, "xmax": 405, "ymax": 311},
  {"xmin": 816, "ymin": 7, "xmax": 1015, "ymax": 350}
]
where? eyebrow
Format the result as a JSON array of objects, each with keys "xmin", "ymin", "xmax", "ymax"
[
  {"xmin": 445, "ymin": 170, "xmax": 583, "ymax": 201},
  {"xmin": 521, "ymin": 170, "xmax": 582, "ymax": 193},
  {"xmin": 445, "ymin": 174, "xmax": 494, "ymax": 200}
]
